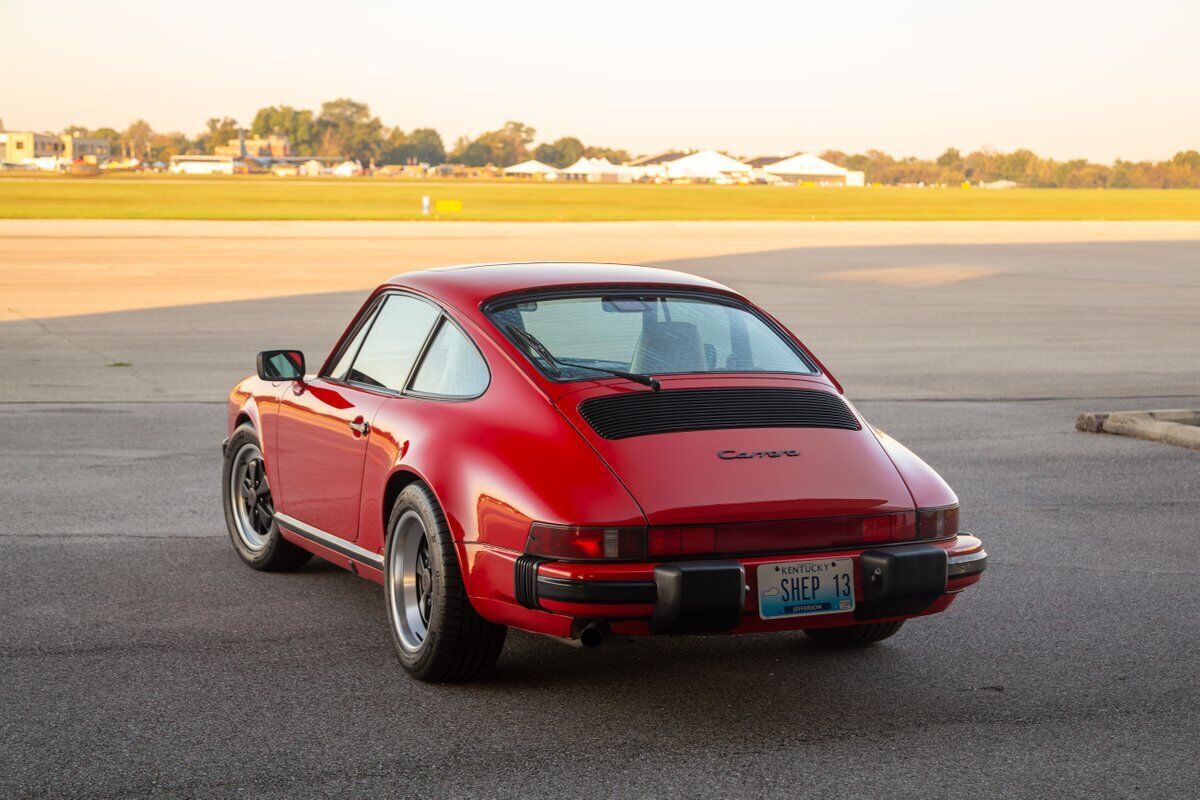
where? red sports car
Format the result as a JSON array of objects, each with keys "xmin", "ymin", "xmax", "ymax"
[{"xmin": 223, "ymin": 263, "xmax": 986, "ymax": 681}]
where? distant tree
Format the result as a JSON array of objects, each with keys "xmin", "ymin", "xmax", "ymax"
[
  {"xmin": 1055, "ymin": 159, "xmax": 1106, "ymax": 188},
  {"xmin": 381, "ymin": 127, "xmax": 447, "ymax": 165},
  {"xmin": 195, "ymin": 117, "xmax": 239, "ymax": 154},
  {"xmin": 1108, "ymin": 162, "xmax": 1134, "ymax": 189},
  {"xmin": 486, "ymin": 121, "xmax": 535, "ymax": 166},
  {"xmin": 584, "ymin": 145, "xmax": 630, "ymax": 164},
  {"xmin": 316, "ymin": 127, "xmax": 343, "ymax": 158},
  {"xmin": 90, "ymin": 127, "xmax": 123, "ymax": 155},
  {"xmin": 250, "ymin": 105, "xmax": 317, "ymax": 155},
  {"xmin": 1170, "ymin": 150, "xmax": 1200, "ymax": 171},
  {"xmin": 317, "ymin": 98, "xmax": 383, "ymax": 162},
  {"xmin": 936, "ymin": 148, "xmax": 963, "ymax": 171},
  {"xmin": 381, "ymin": 128, "xmax": 410, "ymax": 164},
  {"xmin": 148, "ymin": 132, "xmax": 192, "ymax": 163},
  {"xmin": 994, "ymin": 149, "xmax": 1038, "ymax": 182},
  {"xmin": 450, "ymin": 135, "xmax": 495, "ymax": 167},
  {"xmin": 407, "ymin": 128, "xmax": 445, "ymax": 165},
  {"xmin": 452, "ymin": 121, "xmax": 535, "ymax": 167},
  {"xmin": 962, "ymin": 149, "xmax": 996, "ymax": 182},
  {"xmin": 534, "ymin": 136, "xmax": 584, "ymax": 167},
  {"xmin": 122, "ymin": 119, "xmax": 155, "ymax": 159}
]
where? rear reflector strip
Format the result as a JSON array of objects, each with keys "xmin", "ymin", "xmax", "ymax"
[
  {"xmin": 647, "ymin": 512, "xmax": 928, "ymax": 558},
  {"xmin": 523, "ymin": 506, "xmax": 959, "ymax": 562}
]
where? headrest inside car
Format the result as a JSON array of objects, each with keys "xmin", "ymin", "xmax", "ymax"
[{"xmin": 630, "ymin": 321, "xmax": 705, "ymax": 374}]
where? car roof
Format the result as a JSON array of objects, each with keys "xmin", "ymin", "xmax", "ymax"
[{"xmin": 384, "ymin": 262, "xmax": 736, "ymax": 312}]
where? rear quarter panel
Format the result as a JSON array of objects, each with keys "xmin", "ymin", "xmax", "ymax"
[{"xmin": 868, "ymin": 426, "xmax": 959, "ymax": 509}]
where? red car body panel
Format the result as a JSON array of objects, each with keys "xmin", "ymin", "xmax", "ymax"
[
  {"xmin": 227, "ymin": 262, "xmax": 984, "ymax": 643},
  {"xmin": 275, "ymin": 379, "xmax": 391, "ymax": 541},
  {"xmin": 553, "ymin": 376, "xmax": 916, "ymax": 525}
]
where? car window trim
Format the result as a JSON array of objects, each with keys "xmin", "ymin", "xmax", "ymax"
[
  {"xmin": 481, "ymin": 286, "xmax": 818, "ymax": 383},
  {"xmin": 321, "ymin": 293, "xmax": 385, "ymax": 382},
  {"xmin": 321, "ymin": 289, "xmax": 440, "ymax": 395},
  {"xmin": 322, "ymin": 289, "xmax": 490, "ymax": 402},
  {"xmin": 404, "ymin": 314, "xmax": 492, "ymax": 402}
]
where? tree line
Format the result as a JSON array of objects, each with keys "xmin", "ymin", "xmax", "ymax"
[
  {"xmin": 19, "ymin": 97, "xmax": 1200, "ymax": 187},
  {"xmin": 51, "ymin": 98, "xmax": 629, "ymax": 170},
  {"xmin": 821, "ymin": 147, "xmax": 1200, "ymax": 189}
]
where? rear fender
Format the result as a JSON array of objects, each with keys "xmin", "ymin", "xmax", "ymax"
[{"xmin": 868, "ymin": 426, "xmax": 958, "ymax": 509}]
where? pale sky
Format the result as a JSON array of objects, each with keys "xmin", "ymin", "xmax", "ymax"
[{"xmin": 2, "ymin": 0, "xmax": 1196, "ymax": 162}]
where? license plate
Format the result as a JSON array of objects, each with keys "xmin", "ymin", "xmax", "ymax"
[{"xmin": 757, "ymin": 557, "xmax": 856, "ymax": 619}]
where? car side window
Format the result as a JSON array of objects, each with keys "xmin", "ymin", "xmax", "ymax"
[
  {"xmin": 343, "ymin": 294, "xmax": 440, "ymax": 391},
  {"xmin": 410, "ymin": 321, "xmax": 489, "ymax": 398},
  {"xmin": 327, "ymin": 301, "xmax": 378, "ymax": 381}
]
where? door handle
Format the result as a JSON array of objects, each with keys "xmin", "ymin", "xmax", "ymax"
[{"xmin": 348, "ymin": 418, "xmax": 370, "ymax": 436}]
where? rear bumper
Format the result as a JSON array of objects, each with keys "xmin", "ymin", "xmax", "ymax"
[{"xmin": 508, "ymin": 534, "xmax": 985, "ymax": 637}]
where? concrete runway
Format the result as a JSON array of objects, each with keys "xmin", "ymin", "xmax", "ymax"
[{"xmin": 2, "ymin": 222, "xmax": 1198, "ymax": 798}]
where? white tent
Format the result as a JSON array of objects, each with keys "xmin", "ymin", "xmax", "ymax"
[
  {"xmin": 763, "ymin": 153, "xmax": 847, "ymax": 178},
  {"xmin": 332, "ymin": 160, "xmax": 363, "ymax": 177},
  {"xmin": 504, "ymin": 159, "xmax": 560, "ymax": 176},
  {"xmin": 296, "ymin": 159, "xmax": 323, "ymax": 176},
  {"xmin": 763, "ymin": 153, "xmax": 863, "ymax": 185},
  {"xmin": 560, "ymin": 157, "xmax": 620, "ymax": 181},
  {"xmin": 663, "ymin": 150, "xmax": 752, "ymax": 181}
]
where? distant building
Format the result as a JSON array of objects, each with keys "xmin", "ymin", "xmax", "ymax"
[
  {"xmin": 624, "ymin": 151, "xmax": 686, "ymax": 181},
  {"xmin": 746, "ymin": 156, "xmax": 786, "ymax": 169},
  {"xmin": 627, "ymin": 151, "xmax": 687, "ymax": 167},
  {"xmin": 761, "ymin": 153, "xmax": 865, "ymax": 186},
  {"xmin": 661, "ymin": 150, "xmax": 753, "ymax": 182},
  {"xmin": 214, "ymin": 133, "xmax": 291, "ymax": 159},
  {"xmin": 3, "ymin": 131, "xmax": 64, "ymax": 163},
  {"xmin": 61, "ymin": 131, "xmax": 112, "ymax": 162},
  {"xmin": 623, "ymin": 150, "xmax": 753, "ymax": 182}
]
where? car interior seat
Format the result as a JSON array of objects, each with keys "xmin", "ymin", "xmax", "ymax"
[{"xmin": 630, "ymin": 321, "xmax": 705, "ymax": 374}]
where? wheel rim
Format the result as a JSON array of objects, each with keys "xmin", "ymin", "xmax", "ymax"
[
  {"xmin": 388, "ymin": 510, "xmax": 432, "ymax": 652},
  {"xmin": 229, "ymin": 442, "xmax": 275, "ymax": 551}
]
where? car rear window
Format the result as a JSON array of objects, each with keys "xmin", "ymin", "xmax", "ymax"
[{"xmin": 488, "ymin": 292, "xmax": 815, "ymax": 381}]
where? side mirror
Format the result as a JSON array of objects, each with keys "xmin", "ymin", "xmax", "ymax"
[{"xmin": 257, "ymin": 350, "xmax": 305, "ymax": 382}]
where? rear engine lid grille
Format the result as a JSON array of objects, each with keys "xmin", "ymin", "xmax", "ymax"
[{"xmin": 578, "ymin": 387, "xmax": 861, "ymax": 440}]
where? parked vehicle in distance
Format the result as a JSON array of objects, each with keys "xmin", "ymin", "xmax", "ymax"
[{"xmin": 223, "ymin": 262, "xmax": 986, "ymax": 681}]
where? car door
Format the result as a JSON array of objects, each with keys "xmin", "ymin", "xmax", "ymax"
[{"xmin": 274, "ymin": 293, "xmax": 442, "ymax": 543}]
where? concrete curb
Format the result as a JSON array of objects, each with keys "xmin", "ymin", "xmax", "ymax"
[{"xmin": 1076, "ymin": 409, "xmax": 1200, "ymax": 451}]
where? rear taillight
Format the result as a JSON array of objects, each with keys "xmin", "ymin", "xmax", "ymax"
[
  {"xmin": 525, "ymin": 524, "xmax": 647, "ymax": 561},
  {"xmin": 648, "ymin": 512, "xmax": 919, "ymax": 558},
  {"xmin": 916, "ymin": 505, "xmax": 959, "ymax": 539}
]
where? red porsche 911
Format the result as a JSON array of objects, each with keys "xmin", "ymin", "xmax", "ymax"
[{"xmin": 223, "ymin": 262, "xmax": 986, "ymax": 682}]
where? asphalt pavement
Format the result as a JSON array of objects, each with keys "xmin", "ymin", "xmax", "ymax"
[{"xmin": 2, "ymin": 229, "xmax": 1197, "ymax": 798}]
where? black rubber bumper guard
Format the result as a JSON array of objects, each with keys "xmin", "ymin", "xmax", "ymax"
[{"xmin": 515, "ymin": 541, "xmax": 986, "ymax": 631}]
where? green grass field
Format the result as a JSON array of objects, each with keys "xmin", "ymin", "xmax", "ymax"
[{"xmin": 1, "ymin": 173, "xmax": 1198, "ymax": 221}]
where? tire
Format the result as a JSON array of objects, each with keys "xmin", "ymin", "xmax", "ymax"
[
  {"xmin": 804, "ymin": 620, "xmax": 904, "ymax": 647},
  {"xmin": 384, "ymin": 483, "xmax": 507, "ymax": 682},
  {"xmin": 222, "ymin": 424, "xmax": 311, "ymax": 572}
]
